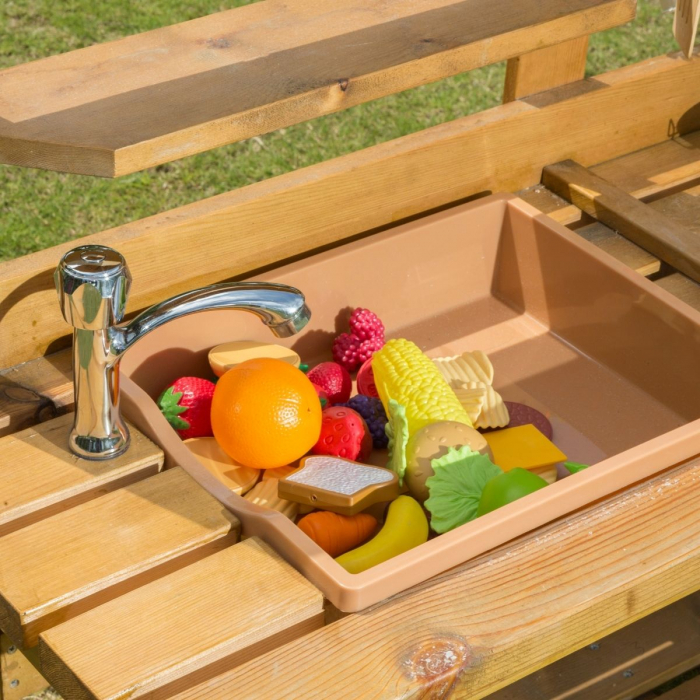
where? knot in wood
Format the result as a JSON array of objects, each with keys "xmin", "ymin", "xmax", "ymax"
[{"xmin": 401, "ymin": 636, "xmax": 471, "ymax": 698}]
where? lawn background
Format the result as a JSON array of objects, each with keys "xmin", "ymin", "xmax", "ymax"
[{"xmin": 0, "ymin": 0, "xmax": 678, "ymax": 261}]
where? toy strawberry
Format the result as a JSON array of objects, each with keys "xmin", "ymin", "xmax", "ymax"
[
  {"xmin": 307, "ymin": 362, "xmax": 352, "ymax": 404},
  {"xmin": 157, "ymin": 377, "xmax": 216, "ymax": 439},
  {"xmin": 312, "ymin": 406, "xmax": 372, "ymax": 461}
]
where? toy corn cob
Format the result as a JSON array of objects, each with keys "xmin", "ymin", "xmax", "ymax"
[{"xmin": 372, "ymin": 339, "xmax": 472, "ymax": 483}]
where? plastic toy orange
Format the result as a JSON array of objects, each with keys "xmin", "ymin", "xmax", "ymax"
[{"xmin": 211, "ymin": 358, "xmax": 322, "ymax": 469}]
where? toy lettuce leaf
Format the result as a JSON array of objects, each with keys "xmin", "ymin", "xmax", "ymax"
[
  {"xmin": 385, "ymin": 399, "xmax": 409, "ymax": 485},
  {"xmin": 425, "ymin": 446, "xmax": 503, "ymax": 533}
]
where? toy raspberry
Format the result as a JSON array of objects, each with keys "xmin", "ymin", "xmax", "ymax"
[
  {"xmin": 312, "ymin": 406, "xmax": 372, "ymax": 461},
  {"xmin": 158, "ymin": 377, "xmax": 215, "ymax": 439},
  {"xmin": 307, "ymin": 362, "xmax": 352, "ymax": 404},
  {"xmin": 332, "ymin": 308, "xmax": 386, "ymax": 372},
  {"xmin": 338, "ymin": 395, "xmax": 388, "ymax": 449},
  {"xmin": 349, "ymin": 308, "xmax": 385, "ymax": 341}
]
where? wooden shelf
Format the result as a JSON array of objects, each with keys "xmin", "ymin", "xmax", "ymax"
[{"xmin": 0, "ymin": 0, "xmax": 634, "ymax": 177}]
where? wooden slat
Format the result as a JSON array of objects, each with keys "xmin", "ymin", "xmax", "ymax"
[
  {"xmin": 166, "ymin": 458, "xmax": 700, "ymax": 700},
  {"xmin": 503, "ymin": 36, "xmax": 590, "ymax": 102},
  {"xmin": 0, "ymin": 413, "xmax": 163, "ymax": 538},
  {"xmin": 543, "ymin": 159, "xmax": 700, "ymax": 283},
  {"xmin": 1, "ymin": 50, "xmax": 700, "ymax": 371},
  {"xmin": 0, "ymin": 0, "xmax": 635, "ymax": 177},
  {"xmin": 649, "ymin": 181, "xmax": 700, "ymax": 234},
  {"xmin": 488, "ymin": 595, "xmax": 700, "ymax": 700},
  {"xmin": 0, "ymin": 467, "xmax": 239, "ymax": 649},
  {"xmin": 576, "ymin": 221, "xmax": 661, "ymax": 275},
  {"xmin": 39, "ymin": 538, "xmax": 323, "ymax": 700},
  {"xmin": 655, "ymin": 273, "xmax": 700, "ymax": 311},
  {"xmin": 0, "ymin": 635, "xmax": 48, "ymax": 700},
  {"xmin": 0, "ymin": 349, "xmax": 72, "ymax": 438},
  {"xmin": 593, "ymin": 131, "xmax": 700, "ymax": 201}
]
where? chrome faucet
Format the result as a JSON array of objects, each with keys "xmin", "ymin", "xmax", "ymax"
[{"xmin": 55, "ymin": 245, "xmax": 311, "ymax": 460}]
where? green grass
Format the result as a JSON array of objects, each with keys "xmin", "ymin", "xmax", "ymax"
[{"xmin": 0, "ymin": 0, "xmax": 678, "ymax": 261}]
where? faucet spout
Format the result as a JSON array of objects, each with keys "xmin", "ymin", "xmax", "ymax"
[
  {"xmin": 111, "ymin": 282, "xmax": 311, "ymax": 356},
  {"xmin": 55, "ymin": 244, "xmax": 311, "ymax": 460}
]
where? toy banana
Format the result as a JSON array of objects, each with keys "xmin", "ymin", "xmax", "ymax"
[{"xmin": 335, "ymin": 495, "xmax": 428, "ymax": 574}]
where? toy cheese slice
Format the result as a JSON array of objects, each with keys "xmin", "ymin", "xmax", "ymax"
[
  {"xmin": 483, "ymin": 424, "xmax": 566, "ymax": 473},
  {"xmin": 279, "ymin": 456, "xmax": 399, "ymax": 516}
]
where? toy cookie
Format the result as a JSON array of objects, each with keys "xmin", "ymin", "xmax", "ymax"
[
  {"xmin": 278, "ymin": 456, "xmax": 399, "ymax": 516},
  {"xmin": 483, "ymin": 424, "xmax": 566, "ymax": 472},
  {"xmin": 404, "ymin": 421, "xmax": 493, "ymax": 503},
  {"xmin": 208, "ymin": 340, "xmax": 300, "ymax": 377},
  {"xmin": 184, "ymin": 438, "xmax": 260, "ymax": 495}
]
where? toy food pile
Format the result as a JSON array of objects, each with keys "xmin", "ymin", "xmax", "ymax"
[{"xmin": 158, "ymin": 308, "xmax": 588, "ymax": 575}]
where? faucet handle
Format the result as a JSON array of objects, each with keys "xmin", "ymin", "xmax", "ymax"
[{"xmin": 55, "ymin": 245, "xmax": 132, "ymax": 330}]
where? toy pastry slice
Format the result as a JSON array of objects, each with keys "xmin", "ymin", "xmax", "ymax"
[
  {"xmin": 278, "ymin": 456, "xmax": 399, "ymax": 516},
  {"xmin": 433, "ymin": 351, "xmax": 494, "ymax": 386},
  {"xmin": 244, "ymin": 478, "xmax": 298, "ymax": 520}
]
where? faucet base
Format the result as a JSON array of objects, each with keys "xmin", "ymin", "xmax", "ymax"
[{"xmin": 69, "ymin": 424, "xmax": 131, "ymax": 461}]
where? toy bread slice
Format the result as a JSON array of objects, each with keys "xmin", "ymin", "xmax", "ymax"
[
  {"xmin": 244, "ymin": 478, "xmax": 298, "ymax": 520},
  {"xmin": 209, "ymin": 341, "xmax": 300, "ymax": 377},
  {"xmin": 279, "ymin": 456, "xmax": 399, "ymax": 516}
]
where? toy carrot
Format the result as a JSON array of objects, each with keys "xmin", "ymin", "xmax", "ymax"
[{"xmin": 297, "ymin": 511, "xmax": 377, "ymax": 557}]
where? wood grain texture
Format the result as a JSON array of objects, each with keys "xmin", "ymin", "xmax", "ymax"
[
  {"xmin": 575, "ymin": 221, "xmax": 661, "ymax": 275},
  {"xmin": 674, "ymin": 0, "xmax": 700, "ymax": 58},
  {"xmin": 488, "ymin": 595, "xmax": 700, "ymax": 700},
  {"xmin": 503, "ymin": 36, "xmax": 590, "ymax": 102},
  {"xmin": 1, "ymin": 634, "xmax": 48, "ymax": 700},
  {"xmin": 166, "ymin": 459, "xmax": 700, "ymax": 700},
  {"xmin": 543, "ymin": 159, "xmax": 700, "ymax": 283},
  {"xmin": 655, "ymin": 272, "xmax": 700, "ymax": 310},
  {"xmin": 0, "ymin": 348, "xmax": 72, "ymax": 438},
  {"xmin": 1, "ymin": 50, "xmax": 700, "ymax": 371},
  {"xmin": 0, "ymin": 468, "xmax": 239, "ymax": 648},
  {"xmin": 39, "ymin": 538, "xmax": 323, "ymax": 700},
  {"xmin": 0, "ymin": 412, "xmax": 163, "ymax": 538},
  {"xmin": 0, "ymin": 0, "xmax": 634, "ymax": 176}
]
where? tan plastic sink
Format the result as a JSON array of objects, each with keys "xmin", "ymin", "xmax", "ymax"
[{"xmin": 120, "ymin": 194, "xmax": 700, "ymax": 611}]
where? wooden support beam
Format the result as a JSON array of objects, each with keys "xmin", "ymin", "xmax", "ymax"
[
  {"xmin": 543, "ymin": 159, "xmax": 700, "ymax": 283},
  {"xmin": 39, "ymin": 539, "xmax": 323, "ymax": 700},
  {"xmin": 503, "ymin": 36, "xmax": 590, "ymax": 102},
  {"xmin": 151, "ymin": 459, "xmax": 700, "ymax": 700},
  {"xmin": 489, "ymin": 595, "xmax": 700, "ymax": 700},
  {"xmin": 0, "ymin": 635, "xmax": 48, "ymax": 700},
  {"xmin": 0, "ymin": 0, "xmax": 634, "ymax": 176},
  {"xmin": 0, "ymin": 50, "xmax": 699, "ymax": 370},
  {"xmin": 0, "ymin": 468, "xmax": 239, "ymax": 648}
]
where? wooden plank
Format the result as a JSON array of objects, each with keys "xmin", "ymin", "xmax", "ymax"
[
  {"xmin": 649, "ymin": 181, "xmax": 700, "ymax": 234},
  {"xmin": 575, "ymin": 221, "xmax": 661, "ymax": 275},
  {"xmin": 487, "ymin": 595, "xmax": 700, "ymax": 700},
  {"xmin": 0, "ymin": 413, "xmax": 163, "ymax": 538},
  {"xmin": 166, "ymin": 458, "xmax": 700, "ymax": 700},
  {"xmin": 39, "ymin": 538, "xmax": 323, "ymax": 700},
  {"xmin": 542, "ymin": 159, "xmax": 700, "ymax": 283},
  {"xmin": 0, "ymin": 349, "xmax": 72, "ymax": 438},
  {"xmin": 0, "ymin": 468, "xmax": 239, "ymax": 649},
  {"xmin": 592, "ymin": 131, "xmax": 700, "ymax": 202},
  {"xmin": 0, "ymin": 0, "xmax": 635, "ymax": 177},
  {"xmin": 1, "ymin": 51, "xmax": 700, "ymax": 371},
  {"xmin": 655, "ymin": 273, "xmax": 700, "ymax": 311},
  {"xmin": 1, "ymin": 635, "xmax": 48, "ymax": 700},
  {"xmin": 503, "ymin": 36, "xmax": 590, "ymax": 102}
]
